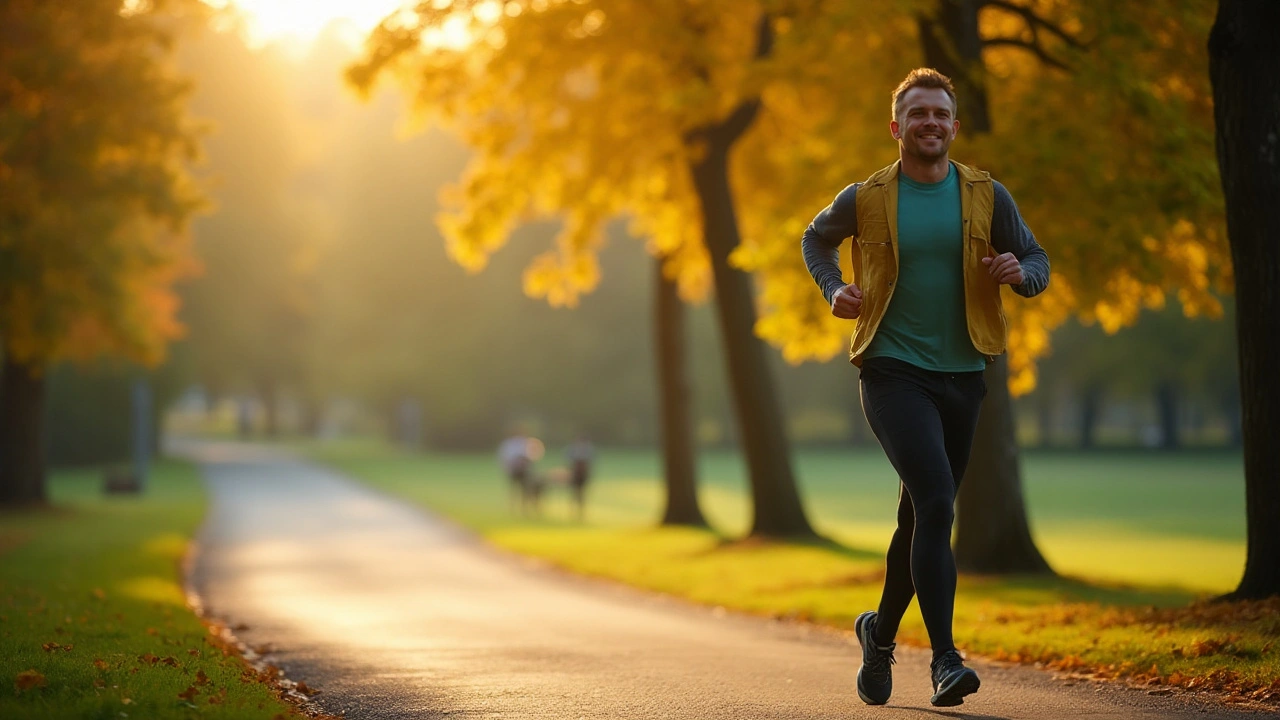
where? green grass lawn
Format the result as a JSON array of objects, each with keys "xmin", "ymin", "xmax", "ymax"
[
  {"xmin": 307, "ymin": 439, "xmax": 1278, "ymax": 704},
  {"xmin": 0, "ymin": 461, "xmax": 301, "ymax": 720}
]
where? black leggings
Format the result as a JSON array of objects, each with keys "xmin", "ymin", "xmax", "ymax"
[{"xmin": 859, "ymin": 356, "xmax": 986, "ymax": 657}]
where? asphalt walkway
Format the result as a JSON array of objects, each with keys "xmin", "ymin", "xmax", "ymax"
[{"xmin": 184, "ymin": 441, "xmax": 1264, "ymax": 719}]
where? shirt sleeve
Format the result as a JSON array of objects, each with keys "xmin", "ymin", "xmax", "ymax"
[
  {"xmin": 801, "ymin": 182, "xmax": 860, "ymax": 305},
  {"xmin": 990, "ymin": 180, "xmax": 1050, "ymax": 298}
]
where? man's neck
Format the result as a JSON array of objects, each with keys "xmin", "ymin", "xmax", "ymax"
[{"xmin": 899, "ymin": 154, "xmax": 951, "ymax": 184}]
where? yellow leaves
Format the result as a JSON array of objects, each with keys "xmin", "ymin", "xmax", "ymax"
[
  {"xmin": 523, "ymin": 251, "xmax": 600, "ymax": 307},
  {"xmin": 0, "ymin": 0, "xmax": 204, "ymax": 369},
  {"xmin": 1080, "ymin": 218, "xmax": 1223, "ymax": 337},
  {"xmin": 522, "ymin": 212, "xmax": 605, "ymax": 307}
]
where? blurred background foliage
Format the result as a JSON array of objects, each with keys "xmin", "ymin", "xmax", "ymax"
[{"xmin": 23, "ymin": 1, "xmax": 1239, "ymax": 464}]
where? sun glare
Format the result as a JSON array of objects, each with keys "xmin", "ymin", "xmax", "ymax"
[{"xmin": 217, "ymin": 0, "xmax": 410, "ymax": 48}]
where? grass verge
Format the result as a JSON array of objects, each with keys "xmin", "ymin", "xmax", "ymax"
[
  {"xmin": 307, "ymin": 439, "xmax": 1279, "ymax": 707},
  {"xmin": 0, "ymin": 460, "xmax": 307, "ymax": 720}
]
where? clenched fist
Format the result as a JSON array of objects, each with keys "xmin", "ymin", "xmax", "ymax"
[
  {"xmin": 831, "ymin": 283, "xmax": 863, "ymax": 319},
  {"xmin": 981, "ymin": 252, "xmax": 1024, "ymax": 286}
]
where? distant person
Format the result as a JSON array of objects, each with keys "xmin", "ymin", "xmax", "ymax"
[
  {"xmin": 801, "ymin": 68, "xmax": 1049, "ymax": 707},
  {"xmin": 564, "ymin": 435, "xmax": 595, "ymax": 521},
  {"xmin": 498, "ymin": 432, "xmax": 532, "ymax": 515}
]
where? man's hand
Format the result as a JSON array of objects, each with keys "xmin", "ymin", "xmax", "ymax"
[
  {"xmin": 981, "ymin": 252, "xmax": 1025, "ymax": 286},
  {"xmin": 831, "ymin": 283, "xmax": 863, "ymax": 319}
]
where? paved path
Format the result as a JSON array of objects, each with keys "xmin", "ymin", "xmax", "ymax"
[{"xmin": 184, "ymin": 442, "xmax": 1264, "ymax": 719}]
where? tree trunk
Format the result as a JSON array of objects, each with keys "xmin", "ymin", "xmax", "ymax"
[
  {"xmin": 1210, "ymin": 0, "xmax": 1280, "ymax": 600},
  {"xmin": 1156, "ymin": 381, "xmax": 1181, "ymax": 450},
  {"xmin": 1222, "ymin": 387, "xmax": 1243, "ymax": 448},
  {"xmin": 1036, "ymin": 385, "xmax": 1054, "ymax": 448},
  {"xmin": 689, "ymin": 121, "xmax": 813, "ymax": 538},
  {"xmin": 0, "ymin": 356, "xmax": 49, "ymax": 507},
  {"xmin": 954, "ymin": 356, "xmax": 1052, "ymax": 573},
  {"xmin": 655, "ymin": 260, "xmax": 707, "ymax": 527},
  {"xmin": 260, "ymin": 381, "xmax": 280, "ymax": 438},
  {"xmin": 917, "ymin": 0, "xmax": 992, "ymax": 133},
  {"xmin": 920, "ymin": 0, "xmax": 1051, "ymax": 573},
  {"xmin": 1080, "ymin": 385, "xmax": 1103, "ymax": 449}
]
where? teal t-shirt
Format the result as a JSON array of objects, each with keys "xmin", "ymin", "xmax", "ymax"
[{"xmin": 864, "ymin": 164, "xmax": 986, "ymax": 372}]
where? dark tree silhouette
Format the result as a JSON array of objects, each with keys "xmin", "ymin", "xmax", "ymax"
[{"xmin": 1209, "ymin": 0, "xmax": 1280, "ymax": 600}]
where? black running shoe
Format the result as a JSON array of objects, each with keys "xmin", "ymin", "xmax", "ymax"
[
  {"xmin": 854, "ymin": 610, "xmax": 895, "ymax": 705},
  {"xmin": 930, "ymin": 649, "xmax": 981, "ymax": 707}
]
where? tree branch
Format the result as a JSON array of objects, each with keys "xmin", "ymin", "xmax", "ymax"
[
  {"xmin": 983, "ymin": 37, "xmax": 1070, "ymax": 71},
  {"xmin": 686, "ymin": 13, "xmax": 772, "ymax": 147},
  {"xmin": 753, "ymin": 11, "xmax": 775, "ymax": 60},
  {"xmin": 983, "ymin": 0, "xmax": 1085, "ymax": 49}
]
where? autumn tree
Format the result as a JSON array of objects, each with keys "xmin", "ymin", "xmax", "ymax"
[
  {"xmin": 943, "ymin": 0, "xmax": 1224, "ymax": 571},
  {"xmin": 349, "ymin": 0, "xmax": 910, "ymax": 536},
  {"xmin": 737, "ymin": 1, "xmax": 1226, "ymax": 566},
  {"xmin": 0, "ymin": 0, "xmax": 204, "ymax": 506},
  {"xmin": 1209, "ymin": 0, "xmax": 1280, "ymax": 600}
]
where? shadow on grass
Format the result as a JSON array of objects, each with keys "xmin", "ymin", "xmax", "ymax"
[
  {"xmin": 711, "ymin": 531, "xmax": 884, "ymax": 561},
  {"xmin": 707, "ymin": 532, "xmax": 1202, "ymax": 610},
  {"xmin": 960, "ymin": 572, "xmax": 1201, "ymax": 608}
]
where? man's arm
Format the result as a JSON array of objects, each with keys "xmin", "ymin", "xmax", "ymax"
[
  {"xmin": 990, "ymin": 181, "xmax": 1050, "ymax": 298},
  {"xmin": 801, "ymin": 183, "xmax": 860, "ymax": 305}
]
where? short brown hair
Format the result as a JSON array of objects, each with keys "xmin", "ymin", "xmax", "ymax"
[{"xmin": 892, "ymin": 68, "xmax": 957, "ymax": 121}]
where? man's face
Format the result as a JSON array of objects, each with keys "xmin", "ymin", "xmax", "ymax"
[{"xmin": 891, "ymin": 87, "xmax": 959, "ymax": 161}]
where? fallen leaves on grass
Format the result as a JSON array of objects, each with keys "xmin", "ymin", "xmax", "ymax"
[
  {"xmin": 41, "ymin": 642, "xmax": 72, "ymax": 652},
  {"xmin": 15, "ymin": 670, "xmax": 47, "ymax": 692}
]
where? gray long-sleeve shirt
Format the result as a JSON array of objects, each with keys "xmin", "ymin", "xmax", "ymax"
[{"xmin": 801, "ymin": 179, "xmax": 1050, "ymax": 305}]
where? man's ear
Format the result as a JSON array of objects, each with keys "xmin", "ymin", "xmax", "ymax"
[{"xmin": 890, "ymin": 120, "xmax": 901, "ymax": 139}]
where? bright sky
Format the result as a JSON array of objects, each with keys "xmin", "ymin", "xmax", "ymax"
[{"xmin": 217, "ymin": 0, "xmax": 409, "ymax": 48}]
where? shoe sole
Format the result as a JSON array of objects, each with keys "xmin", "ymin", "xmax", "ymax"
[
  {"xmin": 854, "ymin": 612, "xmax": 890, "ymax": 706},
  {"xmin": 856, "ymin": 667, "xmax": 888, "ymax": 705},
  {"xmin": 931, "ymin": 668, "xmax": 981, "ymax": 707}
]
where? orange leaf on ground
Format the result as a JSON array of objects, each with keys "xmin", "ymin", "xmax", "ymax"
[
  {"xmin": 178, "ymin": 685, "xmax": 199, "ymax": 701},
  {"xmin": 195, "ymin": 669, "xmax": 210, "ymax": 685},
  {"xmin": 14, "ymin": 670, "xmax": 47, "ymax": 692}
]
